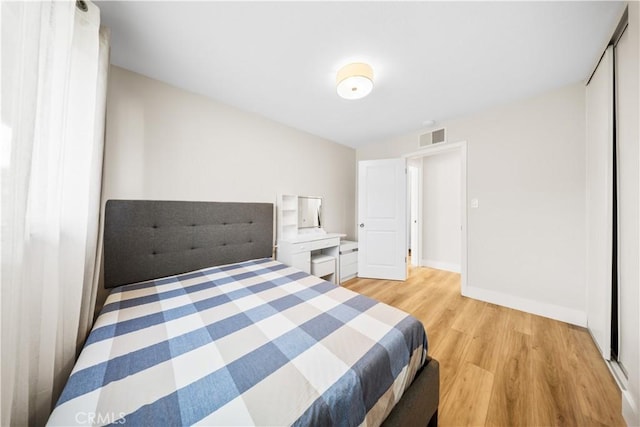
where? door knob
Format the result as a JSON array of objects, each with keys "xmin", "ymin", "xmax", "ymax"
[{"xmin": 359, "ymin": 223, "xmax": 365, "ymax": 228}]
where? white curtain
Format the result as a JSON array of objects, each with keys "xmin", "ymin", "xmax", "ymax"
[{"xmin": 1, "ymin": 1, "xmax": 109, "ymax": 425}]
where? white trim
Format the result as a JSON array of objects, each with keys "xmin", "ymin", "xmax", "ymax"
[
  {"xmin": 463, "ymin": 285, "xmax": 587, "ymax": 327},
  {"xmin": 623, "ymin": 389, "xmax": 639, "ymax": 427},
  {"xmin": 606, "ymin": 358, "xmax": 627, "ymax": 391},
  {"xmin": 421, "ymin": 259, "xmax": 461, "ymax": 273},
  {"xmin": 460, "ymin": 143, "xmax": 468, "ymax": 295},
  {"xmin": 404, "ymin": 140, "xmax": 468, "ymax": 296}
]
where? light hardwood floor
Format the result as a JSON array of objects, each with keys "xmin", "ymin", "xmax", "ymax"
[{"xmin": 343, "ymin": 265, "xmax": 625, "ymax": 427}]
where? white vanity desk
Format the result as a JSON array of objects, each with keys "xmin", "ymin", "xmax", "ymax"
[
  {"xmin": 276, "ymin": 194, "xmax": 351, "ymax": 284},
  {"xmin": 276, "ymin": 232, "xmax": 345, "ymax": 284}
]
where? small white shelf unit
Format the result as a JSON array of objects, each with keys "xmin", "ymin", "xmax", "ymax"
[{"xmin": 277, "ymin": 194, "xmax": 299, "ymax": 241}]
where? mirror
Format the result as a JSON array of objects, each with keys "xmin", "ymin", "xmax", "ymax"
[{"xmin": 298, "ymin": 196, "xmax": 322, "ymax": 229}]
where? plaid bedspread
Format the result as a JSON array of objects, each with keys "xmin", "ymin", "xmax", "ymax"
[{"xmin": 48, "ymin": 258, "xmax": 428, "ymax": 426}]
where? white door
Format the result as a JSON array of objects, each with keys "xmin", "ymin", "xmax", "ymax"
[
  {"xmin": 358, "ymin": 159, "xmax": 407, "ymax": 281},
  {"xmin": 614, "ymin": 17, "xmax": 639, "ymax": 378},
  {"xmin": 586, "ymin": 46, "xmax": 613, "ymax": 360}
]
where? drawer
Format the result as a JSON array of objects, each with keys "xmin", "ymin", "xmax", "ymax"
[
  {"xmin": 340, "ymin": 263, "xmax": 357, "ymax": 279},
  {"xmin": 310, "ymin": 237, "xmax": 340, "ymax": 251},
  {"xmin": 340, "ymin": 240, "xmax": 358, "ymax": 252},
  {"xmin": 340, "ymin": 252, "xmax": 358, "ymax": 268},
  {"xmin": 311, "ymin": 255, "xmax": 335, "ymax": 278},
  {"xmin": 289, "ymin": 242, "xmax": 310, "ymax": 253}
]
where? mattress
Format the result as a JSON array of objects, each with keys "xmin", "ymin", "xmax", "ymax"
[{"xmin": 48, "ymin": 258, "xmax": 428, "ymax": 426}]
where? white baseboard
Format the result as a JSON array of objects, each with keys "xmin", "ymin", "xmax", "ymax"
[
  {"xmin": 623, "ymin": 389, "xmax": 639, "ymax": 427},
  {"xmin": 421, "ymin": 259, "xmax": 461, "ymax": 273},
  {"xmin": 463, "ymin": 285, "xmax": 587, "ymax": 327}
]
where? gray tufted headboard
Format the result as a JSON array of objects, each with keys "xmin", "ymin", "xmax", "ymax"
[{"xmin": 104, "ymin": 200, "xmax": 274, "ymax": 289}]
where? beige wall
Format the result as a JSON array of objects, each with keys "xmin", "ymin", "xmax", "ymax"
[
  {"xmin": 103, "ymin": 66, "xmax": 356, "ymax": 237},
  {"xmin": 358, "ymin": 83, "xmax": 587, "ymax": 325},
  {"xmin": 98, "ymin": 66, "xmax": 356, "ymax": 309}
]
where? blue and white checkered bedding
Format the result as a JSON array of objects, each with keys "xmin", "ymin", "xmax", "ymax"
[{"xmin": 48, "ymin": 258, "xmax": 428, "ymax": 426}]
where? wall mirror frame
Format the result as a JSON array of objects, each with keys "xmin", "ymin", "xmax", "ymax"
[{"xmin": 298, "ymin": 196, "xmax": 322, "ymax": 230}]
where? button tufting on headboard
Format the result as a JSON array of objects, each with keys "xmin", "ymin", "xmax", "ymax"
[{"xmin": 104, "ymin": 200, "xmax": 274, "ymax": 289}]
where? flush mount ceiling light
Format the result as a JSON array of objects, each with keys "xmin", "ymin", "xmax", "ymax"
[{"xmin": 336, "ymin": 62, "xmax": 374, "ymax": 100}]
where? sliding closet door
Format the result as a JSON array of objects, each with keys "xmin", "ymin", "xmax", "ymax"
[
  {"xmin": 585, "ymin": 46, "xmax": 614, "ymax": 360},
  {"xmin": 615, "ymin": 23, "xmax": 639, "ymax": 382}
]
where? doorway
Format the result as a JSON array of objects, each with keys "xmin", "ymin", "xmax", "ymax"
[
  {"xmin": 408, "ymin": 163, "xmax": 420, "ymax": 267},
  {"xmin": 405, "ymin": 141, "xmax": 468, "ymax": 294}
]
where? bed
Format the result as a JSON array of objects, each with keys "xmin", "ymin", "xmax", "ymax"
[{"xmin": 48, "ymin": 200, "xmax": 439, "ymax": 426}]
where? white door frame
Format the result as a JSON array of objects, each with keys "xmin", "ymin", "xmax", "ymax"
[
  {"xmin": 403, "ymin": 141, "xmax": 468, "ymax": 295},
  {"xmin": 408, "ymin": 164, "xmax": 421, "ymax": 266}
]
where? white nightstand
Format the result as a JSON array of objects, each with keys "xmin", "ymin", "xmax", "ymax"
[{"xmin": 339, "ymin": 240, "xmax": 358, "ymax": 283}]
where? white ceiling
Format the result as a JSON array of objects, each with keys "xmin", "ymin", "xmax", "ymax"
[{"xmin": 96, "ymin": 1, "xmax": 625, "ymax": 148}]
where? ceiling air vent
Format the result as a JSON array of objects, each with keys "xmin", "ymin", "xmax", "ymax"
[{"xmin": 419, "ymin": 128, "xmax": 446, "ymax": 147}]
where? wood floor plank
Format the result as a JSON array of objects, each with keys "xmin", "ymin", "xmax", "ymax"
[
  {"xmin": 568, "ymin": 326, "xmax": 625, "ymax": 426},
  {"xmin": 465, "ymin": 305, "xmax": 507, "ymax": 374},
  {"xmin": 343, "ymin": 265, "xmax": 625, "ymax": 427},
  {"xmin": 509, "ymin": 307, "xmax": 534, "ymax": 336},
  {"xmin": 440, "ymin": 362, "xmax": 494, "ymax": 427},
  {"xmin": 530, "ymin": 316, "xmax": 583, "ymax": 426},
  {"xmin": 485, "ymin": 328, "xmax": 534, "ymax": 427},
  {"xmin": 450, "ymin": 298, "xmax": 486, "ymax": 335},
  {"xmin": 431, "ymin": 327, "xmax": 474, "ymax": 402}
]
